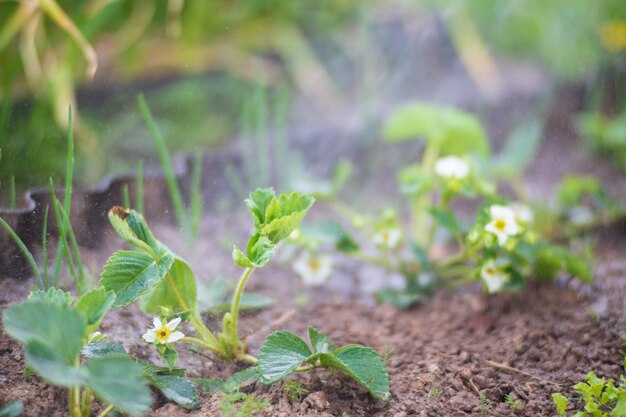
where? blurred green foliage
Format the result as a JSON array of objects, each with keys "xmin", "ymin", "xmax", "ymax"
[{"xmin": 439, "ymin": 0, "xmax": 626, "ymax": 78}]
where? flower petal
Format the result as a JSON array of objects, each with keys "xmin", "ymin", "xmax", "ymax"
[
  {"xmin": 153, "ymin": 317, "xmax": 162, "ymax": 329},
  {"xmin": 166, "ymin": 331, "xmax": 185, "ymax": 343},
  {"xmin": 166, "ymin": 317, "xmax": 182, "ymax": 331},
  {"xmin": 143, "ymin": 329, "xmax": 157, "ymax": 343}
]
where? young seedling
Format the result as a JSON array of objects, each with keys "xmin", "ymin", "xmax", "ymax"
[
  {"xmin": 99, "ymin": 187, "xmax": 391, "ymax": 401},
  {"xmin": 504, "ymin": 393, "xmax": 522, "ymax": 411},
  {"xmin": 553, "ymin": 371, "xmax": 626, "ymax": 417},
  {"xmin": 2, "ymin": 288, "xmax": 151, "ymax": 417},
  {"xmin": 282, "ymin": 380, "xmax": 309, "ymax": 403}
]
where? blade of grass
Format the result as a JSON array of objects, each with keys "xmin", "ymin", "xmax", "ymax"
[
  {"xmin": 49, "ymin": 179, "xmax": 80, "ymax": 293},
  {"xmin": 52, "ymin": 108, "xmax": 74, "ymax": 285},
  {"xmin": 122, "ymin": 184, "xmax": 131, "ymax": 208},
  {"xmin": 135, "ymin": 160, "xmax": 144, "ymax": 214},
  {"xmin": 137, "ymin": 94, "xmax": 190, "ymax": 241},
  {"xmin": 0, "ymin": 217, "xmax": 43, "ymax": 289},
  {"xmin": 41, "ymin": 205, "xmax": 50, "ymax": 289},
  {"xmin": 55, "ymin": 201, "xmax": 87, "ymax": 294},
  {"xmin": 273, "ymin": 86, "xmax": 290, "ymax": 188},
  {"xmin": 189, "ymin": 153, "xmax": 203, "ymax": 241}
]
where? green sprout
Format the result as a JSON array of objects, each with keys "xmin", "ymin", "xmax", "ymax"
[
  {"xmin": 99, "ymin": 187, "xmax": 391, "ymax": 401},
  {"xmin": 283, "ymin": 380, "xmax": 309, "ymax": 403},
  {"xmin": 553, "ymin": 372, "xmax": 626, "ymax": 417}
]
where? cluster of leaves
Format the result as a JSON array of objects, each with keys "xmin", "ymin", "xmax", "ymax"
[
  {"xmin": 257, "ymin": 326, "xmax": 391, "ymax": 401},
  {"xmin": 2, "ymin": 288, "xmax": 151, "ymax": 416},
  {"xmin": 287, "ymin": 102, "xmax": 593, "ymax": 308},
  {"xmin": 553, "ymin": 371, "xmax": 626, "ymax": 417}
]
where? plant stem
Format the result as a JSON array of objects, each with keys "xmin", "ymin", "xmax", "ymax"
[
  {"xmin": 164, "ymin": 273, "xmax": 220, "ymax": 349},
  {"xmin": 69, "ymin": 386, "xmax": 82, "ymax": 417},
  {"xmin": 95, "ymin": 404, "xmax": 114, "ymax": 417},
  {"xmin": 0, "ymin": 216, "xmax": 43, "ymax": 289},
  {"xmin": 239, "ymin": 353, "xmax": 258, "ymax": 364},
  {"xmin": 414, "ymin": 141, "xmax": 441, "ymax": 246},
  {"xmin": 229, "ymin": 267, "xmax": 254, "ymax": 340},
  {"xmin": 181, "ymin": 336, "xmax": 219, "ymax": 352}
]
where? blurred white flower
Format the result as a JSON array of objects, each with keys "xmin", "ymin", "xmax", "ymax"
[
  {"xmin": 293, "ymin": 253, "xmax": 332, "ymax": 287},
  {"xmin": 485, "ymin": 205, "xmax": 520, "ymax": 245},
  {"xmin": 435, "ymin": 156, "xmax": 470, "ymax": 179},
  {"xmin": 567, "ymin": 206, "xmax": 594, "ymax": 226},
  {"xmin": 372, "ymin": 228, "xmax": 402, "ymax": 249},
  {"xmin": 510, "ymin": 202, "xmax": 534, "ymax": 223},
  {"xmin": 143, "ymin": 317, "xmax": 185, "ymax": 345},
  {"xmin": 480, "ymin": 259, "xmax": 509, "ymax": 293}
]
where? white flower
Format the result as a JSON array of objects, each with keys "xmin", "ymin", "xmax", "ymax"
[
  {"xmin": 510, "ymin": 202, "xmax": 534, "ymax": 223},
  {"xmin": 87, "ymin": 331, "xmax": 104, "ymax": 343},
  {"xmin": 485, "ymin": 205, "xmax": 520, "ymax": 245},
  {"xmin": 480, "ymin": 259, "xmax": 509, "ymax": 293},
  {"xmin": 293, "ymin": 253, "xmax": 333, "ymax": 287},
  {"xmin": 435, "ymin": 156, "xmax": 470, "ymax": 179},
  {"xmin": 142, "ymin": 317, "xmax": 185, "ymax": 345},
  {"xmin": 372, "ymin": 228, "xmax": 402, "ymax": 249}
]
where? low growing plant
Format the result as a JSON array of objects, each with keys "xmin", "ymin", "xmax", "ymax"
[
  {"xmin": 553, "ymin": 371, "xmax": 626, "ymax": 417},
  {"xmin": 98, "ymin": 187, "xmax": 391, "ymax": 401},
  {"xmin": 287, "ymin": 103, "xmax": 593, "ymax": 308}
]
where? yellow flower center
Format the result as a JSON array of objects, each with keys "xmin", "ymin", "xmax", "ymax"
[
  {"xmin": 156, "ymin": 326, "xmax": 171, "ymax": 343},
  {"xmin": 601, "ymin": 21, "xmax": 626, "ymax": 51},
  {"xmin": 308, "ymin": 259, "xmax": 321, "ymax": 272},
  {"xmin": 485, "ymin": 267, "xmax": 496, "ymax": 276},
  {"xmin": 494, "ymin": 218, "xmax": 507, "ymax": 232}
]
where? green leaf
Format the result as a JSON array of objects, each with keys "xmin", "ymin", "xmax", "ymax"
[
  {"xmin": 611, "ymin": 391, "xmax": 626, "ymax": 417},
  {"xmin": 224, "ymin": 367, "xmax": 260, "ymax": 393},
  {"xmin": 258, "ymin": 331, "xmax": 313, "ymax": 383},
  {"xmin": 140, "ymin": 258, "xmax": 197, "ymax": 313},
  {"xmin": 197, "ymin": 278, "xmax": 230, "ymax": 312},
  {"xmin": 151, "ymin": 375, "xmax": 200, "ymax": 410},
  {"xmin": 262, "ymin": 192, "xmax": 315, "ymax": 244},
  {"xmin": 84, "ymin": 355, "xmax": 152, "ymax": 415},
  {"xmin": 428, "ymin": 208, "xmax": 461, "ymax": 235},
  {"xmin": 245, "ymin": 188, "xmax": 276, "ymax": 228},
  {"xmin": 246, "ymin": 234, "xmax": 276, "ymax": 267},
  {"xmin": 108, "ymin": 208, "xmax": 155, "ymax": 255},
  {"xmin": 75, "ymin": 288, "xmax": 116, "ymax": 335},
  {"xmin": 140, "ymin": 361, "xmax": 186, "ymax": 377},
  {"xmin": 562, "ymin": 251, "xmax": 593, "ymax": 284},
  {"xmin": 319, "ymin": 345, "xmax": 391, "ymax": 401},
  {"xmin": 383, "ymin": 103, "xmax": 489, "ymax": 157},
  {"xmin": 308, "ymin": 326, "xmax": 333, "ymax": 354},
  {"xmin": 27, "ymin": 288, "xmax": 72, "ymax": 306},
  {"xmin": 552, "ymin": 392, "xmax": 569, "ymax": 415},
  {"xmin": 161, "ymin": 345, "xmax": 179, "ymax": 370},
  {"xmin": 195, "ymin": 367, "xmax": 259, "ymax": 394},
  {"xmin": 313, "ymin": 221, "xmax": 359, "ymax": 253},
  {"xmin": 397, "ymin": 165, "xmax": 433, "ymax": 196},
  {"xmin": 0, "ymin": 400, "xmax": 23, "ymax": 417},
  {"xmin": 377, "ymin": 288, "xmax": 422, "ymax": 309},
  {"xmin": 101, "ymin": 250, "xmax": 174, "ymax": 308},
  {"xmin": 24, "ymin": 340, "xmax": 86, "ymax": 386},
  {"xmin": 3, "ymin": 301, "xmax": 85, "ymax": 365},
  {"xmin": 194, "ymin": 377, "xmax": 225, "ymax": 394},
  {"xmin": 233, "ymin": 245, "xmax": 254, "ymax": 268},
  {"xmin": 82, "ymin": 340, "xmax": 126, "ymax": 359},
  {"xmin": 490, "ymin": 119, "xmax": 542, "ymax": 177}
]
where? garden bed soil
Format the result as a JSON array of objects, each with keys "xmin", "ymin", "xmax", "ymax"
[{"xmin": 1, "ymin": 218, "xmax": 626, "ymax": 416}]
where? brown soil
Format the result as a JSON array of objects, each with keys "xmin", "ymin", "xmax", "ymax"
[{"xmin": 1, "ymin": 220, "xmax": 626, "ymax": 416}]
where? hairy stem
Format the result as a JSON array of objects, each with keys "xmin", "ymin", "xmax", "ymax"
[
  {"xmin": 229, "ymin": 267, "xmax": 254, "ymax": 340},
  {"xmin": 164, "ymin": 273, "xmax": 220, "ymax": 350},
  {"xmin": 95, "ymin": 404, "xmax": 114, "ymax": 417}
]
